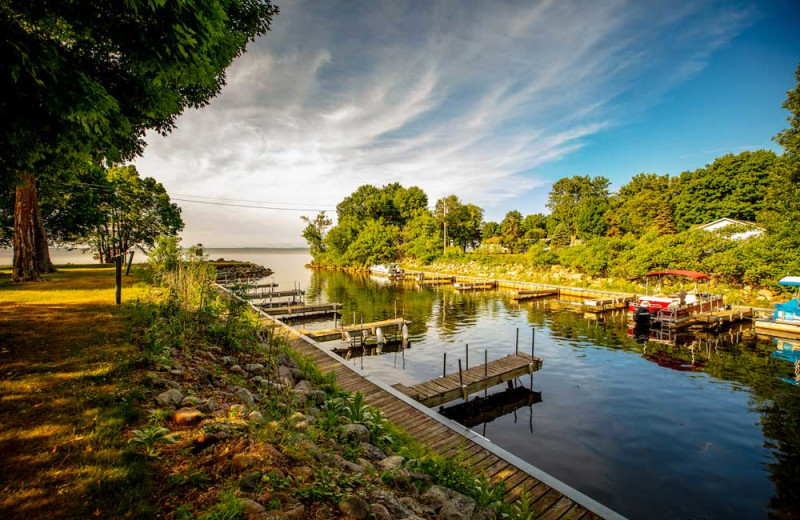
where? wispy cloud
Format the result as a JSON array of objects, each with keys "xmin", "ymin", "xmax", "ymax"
[{"xmin": 135, "ymin": 0, "xmax": 754, "ymax": 246}]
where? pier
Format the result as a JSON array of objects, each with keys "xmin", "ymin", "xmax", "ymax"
[
  {"xmin": 257, "ymin": 302, "xmax": 341, "ymax": 321},
  {"xmin": 512, "ymin": 288, "xmax": 558, "ymax": 300},
  {"xmin": 298, "ymin": 317, "xmax": 409, "ymax": 342},
  {"xmin": 218, "ymin": 283, "xmax": 627, "ymax": 520},
  {"xmin": 243, "ymin": 289, "xmax": 305, "ymax": 300},
  {"xmin": 393, "ymin": 352, "xmax": 542, "ymax": 407},
  {"xmin": 454, "ymin": 281, "xmax": 497, "ymax": 291}
]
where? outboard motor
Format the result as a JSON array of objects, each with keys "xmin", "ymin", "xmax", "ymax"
[{"xmin": 633, "ymin": 305, "xmax": 651, "ymax": 325}]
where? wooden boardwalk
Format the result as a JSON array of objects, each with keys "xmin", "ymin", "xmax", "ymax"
[
  {"xmin": 393, "ymin": 353, "xmax": 542, "ymax": 407},
  {"xmin": 257, "ymin": 302, "xmax": 340, "ymax": 320},
  {"xmin": 217, "ymin": 284, "xmax": 626, "ymax": 520},
  {"xmin": 512, "ymin": 289, "xmax": 559, "ymax": 301},
  {"xmin": 454, "ymin": 281, "xmax": 497, "ymax": 291},
  {"xmin": 298, "ymin": 317, "xmax": 408, "ymax": 341},
  {"xmin": 243, "ymin": 289, "xmax": 305, "ymax": 300}
]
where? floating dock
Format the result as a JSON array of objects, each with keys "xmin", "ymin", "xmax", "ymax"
[
  {"xmin": 440, "ymin": 386, "xmax": 542, "ymax": 428},
  {"xmin": 243, "ymin": 289, "xmax": 305, "ymax": 300},
  {"xmin": 512, "ymin": 289, "xmax": 558, "ymax": 301},
  {"xmin": 298, "ymin": 317, "xmax": 409, "ymax": 342},
  {"xmin": 258, "ymin": 302, "xmax": 341, "ymax": 320},
  {"xmin": 393, "ymin": 352, "xmax": 542, "ymax": 407},
  {"xmin": 454, "ymin": 281, "xmax": 497, "ymax": 291}
]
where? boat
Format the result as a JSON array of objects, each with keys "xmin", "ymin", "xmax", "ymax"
[
  {"xmin": 770, "ymin": 337, "xmax": 800, "ymax": 386},
  {"xmin": 755, "ymin": 276, "xmax": 800, "ymax": 337},
  {"xmin": 627, "ymin": 270, "xmax": 724, "ymax": 326},
  {"xmin": 369, "ymin": 263, "xmax": 404, "ymax": 278}
]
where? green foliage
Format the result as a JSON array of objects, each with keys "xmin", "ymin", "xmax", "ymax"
[
  {"xmin": 483, "ymin": 221, "xmax": 501, "ymax": 238},
  {"xmin": 610, "ymin": 173, "xmax": 674, "ymax": 237},
  {"xmin": 411, "ymin": 456, "xmax": 506, "ymax": 510},
  {"xmin": 500, "ymin": 210, "xmax": 525, "ymax": 253},
  {"xmin": 128, "ymin": 426, "xmax": 179, "ymax": 457},
  {"xmin": 403, "ymin": 209, "xmax": 443, "ymax": 264},
  {"xmin": 774, "ymin": 63, "xmax": 800, "ymax": 158},
  {"xmin": 510, "ymin": 487, "xmax": 537, "ymax": 520},
  {"xmin": 294, "ymin": 468, "xmax": 366, "ymax": 504},
  {"xmin": 550, "ymin": 223, "xmax": 570, "ymax": 247},
  {"xmin": 197, "ymin": 492, "xmax": 245, "ymax": 520},
  {"xmin": 301, "ymin": 211, "xmax": 332, "ymax": 259},
  {"xmin": 436, "ymin": 195, "xmax": 484, "ymax": 251},
  {"xmin": 546, "ymin": 175, "xmax": 610, "ymax": 241}
]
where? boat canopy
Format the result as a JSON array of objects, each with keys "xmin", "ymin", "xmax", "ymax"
[
  {"xmin": 778, "ymin": 276, "xmax": 800, "ymax": 286},
  {"xmin": 644, "ymin": 270, "xmax": 710, "ymax": 280}
]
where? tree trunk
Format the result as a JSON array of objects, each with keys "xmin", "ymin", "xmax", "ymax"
[
  {"xmin": 12, "ymin": 173, "xmax": 41, "ymax": 282},
  {"xmin": 34, "ymin": 191, "xmax": 55, "ymax": 274}
]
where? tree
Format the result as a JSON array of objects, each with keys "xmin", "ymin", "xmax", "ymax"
[
  {"xmin": 609, "ymin": 173, "xmax": 675, "ymax": 236},
  {"xmin": 575, "ymin": 198, "xmax": 609, "ymax": 239},
  {"xmin": 774, "ymin": 63, "xmax": 800, "ymax": 158},
  {"xmin": 551, "ymin": 223, "xmax": 571, "ymax": 247},
  {"xmin": 482, "ymin": 221, "xmax": 501, "ymax": 239},
  {"xmin": 2, "ymin": 0, "xmax": 278, "ymax": 281},
  {"xmin": 86, "ymin": 166, "xmax": 183, "ymax": 263},
  {"xmin": 546, "ymin": 175, "xmax": 610, "ymax": 244},
  {"xmin": 403, "ymin": 210, "xmax": 442, "ymax": 264},
  {"xmin": 500, "ymin": 210, "xmax": 524, "ymax": 253},
  {"xmin": 672, "ymin": 150, "xmax": 777, "ymax": 230},
  {"xmin": 301, "ymin": 211, "xmax": 332, "ymax": 260},
  {"xmin": 434, "ymin": 196, "xmax": 483, "ymax": 251},
  {"xmin": 653, "ymin": 203, "xmax": 677, "ymax": 236}
]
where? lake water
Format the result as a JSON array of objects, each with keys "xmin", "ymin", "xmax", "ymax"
[{"xmin": 7, "ymin": 248, "xmax": 799, "ymax": 519}]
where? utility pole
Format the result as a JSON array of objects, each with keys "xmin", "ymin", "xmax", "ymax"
[{"xmin": 443, "ymin": 201, "xmax": 448, "ymax": 254}]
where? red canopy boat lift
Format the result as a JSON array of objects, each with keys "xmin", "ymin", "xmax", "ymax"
[{"xmin": 628, "ymin": 270, "xmax": 736, "ymax": 329}]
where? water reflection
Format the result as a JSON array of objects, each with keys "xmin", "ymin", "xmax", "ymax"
[{"xmin": 292, "ymin": 267, "xmax": 800, "ymax": 519}]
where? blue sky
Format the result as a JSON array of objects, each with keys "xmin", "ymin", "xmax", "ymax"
[{"xmin": 135, "ymin": 0, "xmax": 800, "ymax": 246}]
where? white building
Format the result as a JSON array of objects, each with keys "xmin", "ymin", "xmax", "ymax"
[{"xmin": 697, "ymin": 218, "xmax": 764, "ymax": 240}]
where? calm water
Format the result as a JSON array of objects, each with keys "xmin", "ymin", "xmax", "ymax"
[{"xmin": 7, "ymin": 248, "xmax": 800, "ymax": 519}]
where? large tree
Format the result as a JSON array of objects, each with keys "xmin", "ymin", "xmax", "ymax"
[
  {"xmin": 434, "ymin": 195, "xmax": 483, "ymax": 251},
  {"xmin": 546, "ymin": 175, "xmax": 610, "ymax": 244},
  {"xmin": 87, "ymin": 166, "xmax": 183, "ymax": 263},
  {"xmin": 1, "ymin": 0, "xmax": 278, "ymax": 281}
]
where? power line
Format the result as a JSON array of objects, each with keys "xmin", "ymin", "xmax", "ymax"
[
  {"xmin": 172, "ymin": 193, "xmax": 336, "ymax": 208},
  {"xmin": 171, "ymin": 198, "xmax": 330, "ymax": 212}
]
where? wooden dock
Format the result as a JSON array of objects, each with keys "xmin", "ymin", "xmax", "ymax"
[
  {"xmin": 243, "ymin": 289, "xmax": 305, "ymax": 300},
  {"xmin": 440, "ymin": 386, "xmax": 542, "ymax": 428},
  {"xmin": 393, "ymin": 352, "xmax": 542, "ymax": 407},
  {"xmin": 512, "ymin": 289, "xmax": 559, "ymax": 301},
  {"xmin": 298, "ymin": 317, "xmax": 409, "ymax": 342},
  {"xmin": 454, "ymin": 281, "xmax": 497, "ymax": 291},
  {"xmin": 257, "ymin": 302, "xmax": 341, "ymax": 320},
  {"xmin": 216, "ymin": 283, "xmax": 625, "ymax": 519}
]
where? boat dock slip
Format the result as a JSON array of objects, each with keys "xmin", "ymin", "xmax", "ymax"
[
  {"xmin": 454, "ymin": 281, "xmax": 497, "ymax": 291},
  {"xmin": 239, "ymin": 282, "xmax": 279, "ymax": 290},
  {"xmin": 257, "ymin": 302, "xmax": 341, "ymax": 319},
  {"xmin": 512, "ymin": 289, "xmax": 558, "ymax": 300},
  {"xmin": 298, "ymin": 317, "xmax": 409, "ymax": 342},
  {"xmin": 243, "ymin": 289, "xmax": 305, "ymax": 300},
  {"xmin": 216, "ymin": 283, "xmax": 627, "ymax": 520},
  {"xmin": 656, "ymin": 306, "xmax": 753, "ymax": 329},
  {"xmin": 393, "ymin": 352, "xmax": 543, "ymax": 407}
]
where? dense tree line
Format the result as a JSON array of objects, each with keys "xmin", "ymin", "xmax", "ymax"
[{"xmin": 304, "ymin": 64, "xmax": 800, "ymax": 287}]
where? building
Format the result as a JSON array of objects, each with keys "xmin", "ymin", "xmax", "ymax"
[{"xmin": 697, "ymin": 218, "xmax": 764, "ymax": 240}]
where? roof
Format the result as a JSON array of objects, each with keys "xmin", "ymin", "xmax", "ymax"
[
  {"xmin": 644, "ymin": 270, "xmax": 710, "ymax": 280},
  {"xmin": 779, "ymin": 276, "xmax": 800, "ymax": 286},
  {"xmin": 697, "ymin": 217, "xmax": 761, "ymax": 230}
]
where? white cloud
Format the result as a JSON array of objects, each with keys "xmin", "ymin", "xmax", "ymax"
[{"xmin": 134, "ymin": 0, "xmax": 753, "ymax": 246}]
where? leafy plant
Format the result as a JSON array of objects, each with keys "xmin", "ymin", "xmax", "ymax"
[
  {"xmin": 128, "ymin": 425, "xmax": 179, "ymax": 457},
  {"xmin": 510, "ymin": 487, "xmax": 537, "ymax": 520},
  {"xmin": 198, "ymin": 492, "xmax": 244, "ymax": 520}
]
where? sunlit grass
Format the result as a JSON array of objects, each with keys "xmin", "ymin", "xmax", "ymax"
[{"xmin": 0, "ymin": 265, "xmax": 154, "ymax": 519}]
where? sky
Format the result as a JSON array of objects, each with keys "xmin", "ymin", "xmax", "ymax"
[{"xmin": 134, "ymin": 0, "xmax": 800, "ymax": 248}]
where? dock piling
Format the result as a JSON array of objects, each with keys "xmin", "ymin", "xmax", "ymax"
[
  {"xmin": 443, "ymin": 352, "xmax": 447, "ymax": 378},
  {"xmin": 466, "ymin": 344, "xmax": 469, "ymax": 369},
  {"xmin": 458, "ymin": 359, "xmax": 466, "ymax": 401},
  {"xmin": 515, "ymin": 328, "xmax": 519, "ymax": 355}
]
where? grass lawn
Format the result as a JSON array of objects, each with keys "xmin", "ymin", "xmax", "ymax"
[{"xmin": 0, "ymin": 265, "xmax": 153, "ymax": 519}]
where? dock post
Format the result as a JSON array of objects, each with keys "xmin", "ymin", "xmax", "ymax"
[
  {"xmin": 458, "ymin": 359, "xmax": 466, "ymax": 401},
  {"xmin": 484, "ymin": 350, "xmax": 488, "ymax": 398},
  {"xmin": 515, "ymin": 328, "xmax": 519, "ymax": 355},
  {"xmin": 466, "ymin": 344, "xmax": 469, "ymax": 369},
  {"xmin": 443, "ymin": 352, "xmax": 447, "ymax": 378}
]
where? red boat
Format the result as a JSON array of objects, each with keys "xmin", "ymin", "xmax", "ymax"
[{"xmin": 628, "ymin": 270, "xmax": 723, "ymax": 325}]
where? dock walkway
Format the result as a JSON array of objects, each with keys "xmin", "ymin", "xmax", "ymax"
[
  {"xmin": 298, "ymin": 317, "xmax": 408, "ymax": 341},
  {"xmin": 393, "ymin": 353, "xmax": 542, "ymax": 407},
  {"xmin": 217, "ymin": 283, "xmax": 627, "ymax": 520}
]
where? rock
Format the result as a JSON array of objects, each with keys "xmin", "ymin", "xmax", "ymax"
[
  {"xmin": 208, "ymin": 346, "xmax": 224, "ymax": 355},
  {"xmin": 239, "ymin": 498, "xmax": 266, "ymax": 520},
  {"xmin": 248, "ymin": 411, "xmax": 265, "ymax": 423},
  {"xmin": 758, "ymin": 289, "xmax": 774, "ymax": 299},
  {"xmin": 240, "ymin": 472, "xmax": 261, "ymax": 493},
  {"xmin": 379, "ymin": 455, "xmax": 405, "ymax": 471},
  {"xmin": 439, "ymin": 493, "xmax": 477, "ymax": 520},
  {"xmin": 180, "ymin": 395, "xmax": 202, "ymax": 407},
  {"xmin": 306, "ymin": 390, "xmax": 327, "ymax": 405},
  {"xmin": 283, "ymin": 504, "xmax": 305, "ymax": 520},
  {"xmin": 191, "ymin": 433, "xmax": 221, "ymax": 452},
  {"xmin": 341, "ymin": 424, "xmax": 370, "ymax": 444},
  {"xmin": 234, "ymin": 387, "xmax": 255, "ymax": 406},
  {"xmin": 356, "ymin": 458, "xmax": 375, "ymax": 472},
  {"xmin": 230, "ymin": 364, "xmax": 247, "ymax": 376},
  {"xmin": 263, "ymin": 443, "xmax": 283, "ymax": 460},
  {"xmin": 245, "ymin": 363, "xmax": 265, "ymax": 373},
  {"xmin": 420, "ymin": 485, "xmax": 452, "ymax": 511},
  {"xmin": 230, "ymin": 404, "xmax": 248, "ymax": 416},
  {"xmin": 360, "ymin": 442, "xmax": 386, "ymax": 461},
  {"xmin": 370, "ymin": 504, "xmax": 392, "ymax": 520},
  {"xmin": 291, "ymin": 466, "xmax": 314, "ymax": 480},
  {"xmin": 289, "ymin": 368, "xmax": 303, "ymax": 381},
  {"xmin": 370, "ymin": 489, "xmax": 411, "ymax": 519},
  {"xmin": 221, "ymin": 356, "xmax": 238, "ymax": 366},
  {"xmin": 191, "ymin": 367, "xmax": 215, "ymax": 386},
  {"xmin": 293, "ymin": 380, "xmax": 313, "ymax": 394},
  {"xmin": 338, "ymin": 496, "xmax": 370, "ymax": 519},
  {"xmin": 231, "ymin": 453, "xmax": 255, "ymax": 471},
  {"xmin": 172, "ymin": 407, "xmax": 203, "ymax": 426},
  {"xmin": 144, "ymin": 373, "xmax": 181, "ymax": 390},
  {"xmin": 332, "ymin": 454, "xmax": 365, "ymax": 473},
  {"xmin": 156, "ymin": 388, "xmax": 183, "ymax": 407},
  {"xmin": 198, "ymin": 397, "xmax": 219, "ymax": 413},
  {"xmin": 399, "ymin": 497, "xmax": 431, "ymax": 517},
  {"xmin": 231, "ymin": 438, "xmax": 251, "ymax": 453},
  {"xmin": 277, "ymin": 365, "xmax": 294, "ymax": 384},
  {"xmin": 169, "ymin": 368, "xmax": 184, "ymax": 377},
  {"xmin": 276, "ymin": 353, "xmax": 297, "ymax": 368}
]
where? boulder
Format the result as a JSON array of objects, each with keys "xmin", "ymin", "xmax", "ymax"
[
  {"xmin": 221, "ymin": 356, "xmax": 238, "ymax": 366},
  {"xmin": 248, "ymin": 411, "xmax": 265, "ymax": 423},
  {"xmin": 172, "ymin": 407, "xmax": 203, "ymax": 426},
  {"xmin": 439, "ymin": 493, "xmax": 477, "ymax": 520},
  {"xmin": 360, "ymin": 442, "xmax": 387, "ymax": 461},
  {"xmin": 244, "ymin": 363, "xmax": 265, "ymax": 373},
  {"xmin": 420, "ymin": 485, "xmax": 453, "ymax": 511},
  {"xmin": 231, "ymin": 453, "xmax": 255, "ymax": 471},
  {"xmin": 239, "ymin": 498, "xmax": 266, "ymax": 520},
  {"xmin": 291, "ymin": 465, "xmax": 314, "ymax": 481},
  {"xmin": 198, "ymin": 397, "xmax": 219, "ymax": 413},
  {"xmin": 180, "ymin": 395, "xmax": 202, "ymax": 407},
  {"xmin": 292, "ymin": 380, "xmax": 314, "ymax": 394},
  {"xmin": 156, "ymin": 388, "xmax": 183, "ymax": 407},
  {"xmin": 342, "ymin": 424, "xmax": 370, "ymax": 444},
  {"xmin": 338, "ymin": 496, "xmax": 370, "ymax": 519},
  {"xmin": 370, "ymin": 504, "xmax": 392, "ymax": 520},
  {"xmin": 191, "ymin": 433, "xmax": 221, "ymax": 453},
  {"xmin": 379, "ymin": 455, "xmax": 405, "ymax": 471},
  {"xmin": 234, "ymin": 386, "xmax": 255, "ymax": 406},
  {"xmin": 370, "ymin": 489, "xmax": 410, "ymax": 519},
  {"xmin": 191, "ymin": 367, "xmax": 215, "ymax": 386},
  {"xmin": 230, "ymin": 364, "xmax": 247, "ymax": 376},
  {"xmin": 276, "ymin": 353, "xmax": 297, "ymax": 368},
  {"xmin": 240, "ymin": 472, "xmax": 261, "ymax": 493}
]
